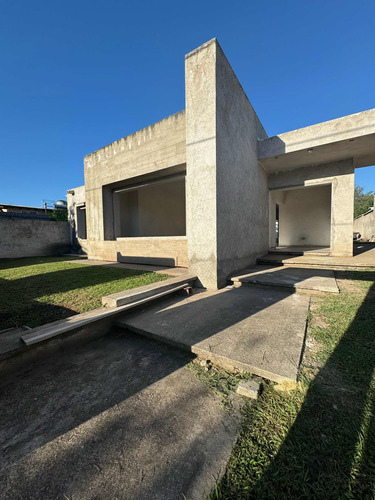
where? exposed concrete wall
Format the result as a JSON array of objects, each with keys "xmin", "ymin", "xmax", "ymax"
[
  {"xmin": 185, "ymin": 40, "xmax": 218, "ymax": 288},
  {"xmin": 354, "ymin": 207, "xmax": 375, "ymax": 240},
  {"xmin": 84, "ymin": 111, "xmax": 186, "ymax": 244},
  {"xmin": 114, "ymin": 191, "xmax": 139, "ymax": 237},
  {"xmin": 82, "ymin": 112, "xmax": 186, "ymax": 263},
  {"xmin": 185, "ymin": 38, "xmax": 268, "ymax": 288},
  {"xmin": 215, "ymin": 42, "xmax": 268, "ymax": 284},
  {"xmin": 259, "ymin": 108, "xmax": 375, "ymax": 158},
  {"xmin": 67, "ymin": 185, "xmax": 88, "ymax": 253},
  {"xmin": 87, "ymin": 237, "xmax": 188, "ymax": 267},
  {"xmin": 115, "ymin": 178, "xmax": 186, "ymax": 237},
  {"xmin": 270, "ymin": 185, "xmax": 331, "ymax": 247},
  {"xmin": 268, "ymin": 159, "xmax": 354, "ymax": 256},
  {"xmin": 0, "ymin": 218, "xmax": 70, "ymax": 259}
]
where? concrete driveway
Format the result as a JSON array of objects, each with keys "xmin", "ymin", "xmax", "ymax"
[{"xmin": 0, "ymin": 331, "xmax": 239, "ymax": 500}]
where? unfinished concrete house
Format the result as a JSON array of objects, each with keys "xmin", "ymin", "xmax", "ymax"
[{"xmin": 68, "ymin": 38, "xmax": 375, "ymax": 289}]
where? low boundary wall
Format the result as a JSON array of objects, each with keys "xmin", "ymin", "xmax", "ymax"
[{"xmin": 0, "ymin": 218, "xmax": 70, "ymax": 259}]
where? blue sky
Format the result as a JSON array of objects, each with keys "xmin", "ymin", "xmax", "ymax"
[{"xmin": 0, "ymin": 0, "xmax": 374, "ymax": 207}]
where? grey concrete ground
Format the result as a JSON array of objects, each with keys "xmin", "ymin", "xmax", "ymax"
[
  {"xmin": 259, "ymin": 243, "xmax": 375, "ymax": 268},
  {"xmin": 230, "ymin": 265, "xmax": 339, "ymax": 293},
  {"xmin": 119, "ymin": 286, "xmax": 309, "ymax": 382},
  {"xmin": 0, "ymin": 331, "xmax": 239, "ymax": 500}
]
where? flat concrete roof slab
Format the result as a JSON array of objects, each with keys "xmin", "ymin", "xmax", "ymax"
[
  {"xmin": 119, "ymin": 287, "xmax": 310, "ymax": 383},
  {"xmin": 231, "ymin": 265, "xmax": 339, "ymax": 293},
  {"xmin": 258, "ymin": 108, "xmax": 375, "ymax": 171},
  {"xmin": 0, "ymin": 332, "xmax": 239, "ymax": 500}
]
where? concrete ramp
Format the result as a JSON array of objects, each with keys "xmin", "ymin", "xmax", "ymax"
[{"xmin": 117, "ymin": 286, "xmax": 310, "ymax": 383}]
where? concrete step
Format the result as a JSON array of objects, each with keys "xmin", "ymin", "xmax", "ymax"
[
  {"xmin": 20, "ymin": 279, "xmax": 197, "ymax": 348},
  {"xmin": 268, "ymin": 250, "xmax": 330, "ymax": 257},
  {"xmin": 230, "ymin": 265, "xmax": 339, "ymax": 294},
  {"xmin": 102, "ymin": 275, "xmax": 197, "ymax": 307}
]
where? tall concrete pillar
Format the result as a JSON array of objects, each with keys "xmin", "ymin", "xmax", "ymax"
[
  {"xmin": 185, "ymin": 39, "xmax": 269, "ymax": 288},
  {"xmin": 330, "ymin": 158, "xmax": 354, "ymax": 256}
]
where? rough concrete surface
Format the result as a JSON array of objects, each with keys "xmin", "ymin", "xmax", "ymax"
[
  {"xmin": 230, "ymin": 265, "xmax": 339, "ymax": 293},
  {"xmin": 101, "ymin": 274, "xmax": 197, "ymax": 307},
  {"xmin": 0, "ymin": 331, "xmax": 239, "ymax": 500},
  {"xmin": 185, "ymin": 38, "xmax": 268, "ymax": 288},
  {"xmin": 0, "ymin": 218, "xmax": 70, "ymax": 259},
  {"xmin": 119, "ymin": 286, "xmax": 309, "ymax": 382},
  {"xmin": 236, "ymin": 380, "xmax": 260, "ymax": 399},
  {"xmin": 259, "ymin": 243, "xmax": 375, "ymax": 268}
]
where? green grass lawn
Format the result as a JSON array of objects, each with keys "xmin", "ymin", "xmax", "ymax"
[
  {"xmin": 0, "ymin": 257, "xmax": 170, "ymax": 330},
  {"xmin": 201, "ymin": 268, "xmax": 375, "ymax": 499}
]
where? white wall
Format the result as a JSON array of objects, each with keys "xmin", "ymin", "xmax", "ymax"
[
  {"xmin": 268, "ymin": 159, "xmax": 354, "ymax": 256},
  {"xmin": 270, "ymin": 185, "xmax": 331, "ymax": 247}
]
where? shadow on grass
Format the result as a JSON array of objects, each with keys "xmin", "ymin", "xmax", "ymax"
[
  {"xmin": 215, "ymin": 272, "xmax": 375, "ymax": 499},
  {"xmin": 0, "ymin": 259, "xmax": 165, "ymax": 329},
  {"xmin": 0, "ymin": 256, "xmax": 78, "ymax": 271}
]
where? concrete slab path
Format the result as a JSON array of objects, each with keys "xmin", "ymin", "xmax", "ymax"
[
  {"xmin": 118, "ymin": 286, "xmax": 310, "ymax": 383},
  {"xmin": 0, "ymin": 331, "xmax": 239, "ymax": 500},
  {"xmin": 230, "ymin": 265, "xmax": 339, "ymax": 293}
]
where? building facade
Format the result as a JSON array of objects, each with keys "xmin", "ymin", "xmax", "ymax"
[{"xmin": 68, "ymin": 39, "xmax": 375, "ymax": 288}]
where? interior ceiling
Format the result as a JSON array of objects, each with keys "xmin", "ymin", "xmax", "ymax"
[{"xmin": 259, "ymin": 133, "xmax": 375, "ymax": 174}]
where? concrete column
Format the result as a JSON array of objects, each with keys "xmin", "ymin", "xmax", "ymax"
[
  {"xmin": 185, "ymin": 39, "xmax": 269, "ymax": 288},
  {"xmin": 330, "ymin": 158, "xmax": 354, "ymax": 256},
  {"xmin": 185, "ymin": 40, "xmax": 218, "ymax": 288}
]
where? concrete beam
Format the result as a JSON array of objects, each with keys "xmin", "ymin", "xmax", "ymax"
[{"xmin": 259, "ymin": 108, "xmax": 375, "ymax": 172}]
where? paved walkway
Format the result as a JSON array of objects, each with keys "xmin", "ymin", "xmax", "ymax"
[
  {"xmin": 119, "ymin": 286, "xmax": 310, "ymax": 383},
  {"xmin": 0, "ymin": 332, "xmax": 239, "ymax": 500}
]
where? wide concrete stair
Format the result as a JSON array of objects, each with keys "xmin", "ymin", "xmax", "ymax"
[{"xmin": 229, "ymin": 264, "xmax": 339, "ymax": 294}]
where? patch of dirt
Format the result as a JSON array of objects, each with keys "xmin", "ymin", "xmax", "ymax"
[
  {"xmin": 310, "ymin": 314, "xmax": 329, "ymax": 329},
  {"xmin": 305, "ymin": 335, "xmax": 322, "ymax": 355},
  {"xmin": 309, "ymin": 301, "xmax": 322, "ymax": 312}
]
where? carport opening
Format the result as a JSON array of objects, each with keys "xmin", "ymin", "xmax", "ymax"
[
  {"xmin": 269, "ymin": 184, "xmax": 332, "ymax": 252},
  {"xmin": 113, "ymin": 174, "xmax": 186, "ymax": 238}
]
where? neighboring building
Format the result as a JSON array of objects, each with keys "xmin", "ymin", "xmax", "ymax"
[
  {"xmin": 0, "ymin": 203, "xmax": 53, "ymax": 220},
  {"xmin": 68, "ymin": 38, "xmax": 375, "ymax": 288},
  {"xmin": 0, "ymin": 201, "xmax": 67, "ymax": 219},
  {"xmin": 353, "ymin": 196, "xmax": 375, "ymax": 241}
]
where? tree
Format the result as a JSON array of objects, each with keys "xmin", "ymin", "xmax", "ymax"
[
  {"xmin": 354, "ymin": 185, "xmax": 374, "ymax": 218},
  {"xmin": 49, "ymin": 209, "xmax": 68, "ymax": 221}
]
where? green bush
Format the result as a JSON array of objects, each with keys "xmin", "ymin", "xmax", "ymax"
[{"xmin": 49, "ymin": 209, "xmax": 68, "ymax": 221}]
